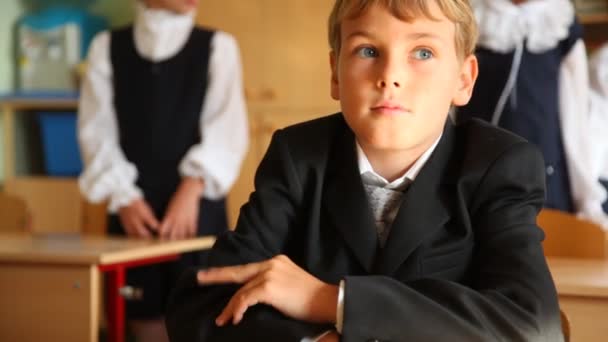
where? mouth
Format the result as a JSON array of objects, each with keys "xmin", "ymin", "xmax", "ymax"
[{"xmin": 370, "ymin": 101, "xmax": 409, "ymax": 115}]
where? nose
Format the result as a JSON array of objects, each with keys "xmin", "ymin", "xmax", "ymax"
[
  {"xmin": 376, "ymin": 57, "xmax": 402, "ymax": 89},
  {"xmin": 376, "ymin": 79, "xmax": 400, "ymax": 88}
]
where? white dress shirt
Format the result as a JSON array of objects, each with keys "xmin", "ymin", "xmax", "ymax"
[{"xmin": 78, "ymin": 2, "xmax": 249, "ymax": 212}]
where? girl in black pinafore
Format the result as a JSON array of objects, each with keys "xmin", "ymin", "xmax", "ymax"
[
  {"xmin": 78, "ymin": 0, "xmax": 248, "ymax": 340},
  {"xmin": 459, "ymin": 0, "xmax": 607, "ymax": 225}
]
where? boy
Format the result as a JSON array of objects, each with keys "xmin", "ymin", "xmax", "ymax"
[
  {"xmin": 78, "ymin": 0, "xmax": 248, "ymax": 340},
  {"xmin": 166, "ymin": 0, "xmax": 562, "ymax": 341}
]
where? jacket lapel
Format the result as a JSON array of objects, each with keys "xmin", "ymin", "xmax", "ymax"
[
  {"xmin": 373, "ymin": 120, "xmax": 458, "ymax": 275},
  {"xmin": 323, "ymin": 117, "xmax": 378, "ymax": 272}
]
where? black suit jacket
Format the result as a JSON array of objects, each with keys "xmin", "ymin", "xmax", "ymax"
[{"xmin": 167, "ymin": 114, "xmax": 563, "ymax": 342}]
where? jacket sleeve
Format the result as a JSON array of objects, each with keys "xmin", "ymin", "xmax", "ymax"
[
  {"xmin": 166, "ymin": 130, "xmax": 330, "ymax": 341},
  {"xmin": 341, "ymin": 142, "xmax": 563, "ymax": 342}
]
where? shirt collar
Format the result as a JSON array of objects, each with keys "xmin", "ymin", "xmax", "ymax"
[
  {"xmin": 473, "ymin": 0, "xmax": 574, "ymax": 53},
  {"xmin": 133, "ymin": 1, "xmax": 195, "ymax": 62},
  {"xmin": 356, "ymin": 134, "xmax": 442, "ymax": 190}
]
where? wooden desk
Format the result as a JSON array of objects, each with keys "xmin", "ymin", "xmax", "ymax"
[
  {"xmin": 548, "ymin": 257, "xmax": 608, "ymax": 342},
  {"xmin": 0, "ymin": 233, "xmax": 215, "ymax": 342},
  {"xmin": 0, "ymin": 96, "xmax": 78, "ymax": 180}
]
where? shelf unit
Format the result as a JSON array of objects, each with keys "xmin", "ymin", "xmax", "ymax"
[
  {"xmin": 0, "ymin": 96, "xmax": 107, "ymax": 235},
  {"xmin": 1, "ymin": 96, "xmax": 78, "ymax": 180}
]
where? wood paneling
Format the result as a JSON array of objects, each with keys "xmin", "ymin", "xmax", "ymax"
[
  {"xmin": 197, "ymin": 1, "xmax": 340, "ymax": 226},
  {"xmin": 197, "ymin": 0, "xmax": 336, "ymax": 109}
]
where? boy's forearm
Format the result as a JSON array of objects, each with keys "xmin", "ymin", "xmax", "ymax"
[{"xmin": 312, "ymin": 283, "xmax": 339, "ymax": 324}]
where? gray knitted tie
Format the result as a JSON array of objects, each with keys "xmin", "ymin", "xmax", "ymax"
[{"xmin": 363, "ymin": 184, "xmax": 406, "ymax": 247}]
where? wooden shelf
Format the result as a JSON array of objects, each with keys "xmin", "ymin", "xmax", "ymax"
[
  {"xmin": 0, "ymin": 97, "xmax": 78, "ymax": 110},
  {"xmin": 580, "ymin": 12, "xmax": 608, "ymax": 25}
]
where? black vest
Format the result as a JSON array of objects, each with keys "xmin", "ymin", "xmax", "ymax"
[{"xmin": 111, "ymin": 26, "xmax": 212, "ymax": 208}]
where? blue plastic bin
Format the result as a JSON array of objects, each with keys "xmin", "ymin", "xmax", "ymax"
[{"xmin": 37, "ymin": 112, "xmax": 83, "ymax": 176}]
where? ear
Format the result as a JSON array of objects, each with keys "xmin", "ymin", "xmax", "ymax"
[
  {"xmin": 452, "ymin": 54, "xmax": 478, "ymax": 106},
  {"xmin": 330, "ymin": 51, "xmax": 340, "ymax": 100}
]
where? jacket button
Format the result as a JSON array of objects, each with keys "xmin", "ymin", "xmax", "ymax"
[
  {"xmin": 546, "ymin": 165, "xmax": 555, "ymax": 176},
  {"xmin": 366, "ymin": 339, "xmax": 381, "ymax": 342}
]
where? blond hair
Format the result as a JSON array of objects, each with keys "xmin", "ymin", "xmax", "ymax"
[{"xmin": 328, "ymin": 0, "xmax": 478, "ymax": 60}]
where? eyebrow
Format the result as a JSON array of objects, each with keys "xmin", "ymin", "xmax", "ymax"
[
  {"xmin": 345, "ymin": 30, "xmax": 375, "ymax": 41},
  {"xmin": 405, "ymin": 32, "xmax": 444, "ymax": 42},
  {"xmin": 345, "ymin": 30, "xmax": 445, "ymax": 43}
]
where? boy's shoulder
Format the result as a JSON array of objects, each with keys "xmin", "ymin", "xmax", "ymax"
[
  {"xmin": 273, "ymin": 114, "xmax": 538, "ymax": 171},
  {"xmin": 270, "ymin": 113, "xmax": 346, "ymax": 162},
  {"xmin": 456, "ymin": 117, "xmax": 528, "ymax": 147},
  {"xmin": 453, "ymin": 117, "xmax": 543, "ymax": 177},
  {"xmin": 275, "ymin": 113, "xmax": 346, "ymax": 146}
]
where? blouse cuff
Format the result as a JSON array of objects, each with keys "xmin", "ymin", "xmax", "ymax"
[
  {"xmin": 178, "ymin": 151, "xmax": 226, "ymax": 200},
  {"xmin": 108, "ymin": 184, "xmax": 143, "ymax": 213},
  {"xmin": 578, "ymin": 201, "xmax": 608, "ymax": 231}
]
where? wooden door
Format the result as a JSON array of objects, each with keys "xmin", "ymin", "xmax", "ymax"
[{"xmin": 197, "ymin": 0, "xmax": 336, "ymax": 109}]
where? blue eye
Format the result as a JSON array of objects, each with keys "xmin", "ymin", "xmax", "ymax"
[
  {"xmin": 413, "ymin": 48, "xmax": 433, "ymax": 60},
  {"xmin": 357, "ymin": 46, "xmax": 378, "ymax": 58}
]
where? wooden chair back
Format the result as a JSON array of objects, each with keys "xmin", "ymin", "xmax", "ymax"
[
  {"xmin": 0, "ymin": 193, "xmax": 30, "ymax": 232},
  {"xmin": 537, "ymin": 209, "xmax": 608, "ymax": 259},
  {"xmin": 4, "ymin": 177, "xmax": 81, "ymax": 233}
]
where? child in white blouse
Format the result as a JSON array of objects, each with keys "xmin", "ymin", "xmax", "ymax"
[
  {"xmin": 78, "ymin": 0, "xmax": 248, "ymax": 340},
  {"xmin": 460, "ymin": 0, "xmax": 608, "ymax": 227}
]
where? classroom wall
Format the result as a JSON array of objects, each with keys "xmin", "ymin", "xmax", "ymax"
[{"xmin": 0, "ymin": 0, "xmax": 134, "ymax": 181}]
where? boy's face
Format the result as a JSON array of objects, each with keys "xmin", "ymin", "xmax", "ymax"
[
  {"xmin": 330, "ymin": 3, "xmax": 477, "ymax": 154},
  {"xmin": 143, "ymin": 0, "xmax": 198, "ymax": 14}
]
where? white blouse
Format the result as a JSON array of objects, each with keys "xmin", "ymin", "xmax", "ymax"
[
  {"xmin": 78, "ymin": 2, "xmax": 249, "ymax": 212},
  {"xmin": 587, "ymin": 44, "xmax": 608, "ymax": 226},
  {"xmin": 590, "ymin": 44, "xmax": 608, "ymax": 98}
]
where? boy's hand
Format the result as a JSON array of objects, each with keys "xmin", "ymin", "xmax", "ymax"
[
  {"xmin": 159, "ymin": 177, "xmax": 204, "ymax": 240},
  {"xmin": 197, "ymin": 255, "xmax": 338, "ymax": 326},
  {"xmin": 118, "ymin": 198, "xmax": 159, "ymax": 238}
]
